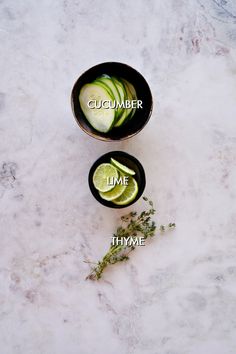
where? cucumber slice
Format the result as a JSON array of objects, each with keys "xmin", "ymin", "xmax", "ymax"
[
  {"xmin": 122, "ymin": 78, "xmax": 137, "ymax": 121},
  {"xmin": 112, "ymin": 77, "xmax": 126, "ymax": 120},
  {"xmin": 114, "ymin": 79, "xmax": 133, "ymax": 127},
  {"xmin": 113, "ymin": 77, "xmax": 128, "ymax": 127},
  {"xmin": 93, "ymin": 79, "xmax": 118, "ymax": 119},
  {"xmin": 112, "ymin": 77, "xmax": 125, "ymax": 102},
  {"xmin": 98, "ymin": 77, "xmax": 121, "ymax": 103},
  {"xmin": 96, "ymin": 77, "xmax": 121, "ymax": 119},
  {"xmin": 93, "ymin": 79, "xmax": 115, "ymax": 101},
  {"xmin": 79, "ymin": 83, "xmax": 115, "ymax": 133},
  {"xmin": 122, "ymin": 79, "xmax": 136, "ymax": 99}
]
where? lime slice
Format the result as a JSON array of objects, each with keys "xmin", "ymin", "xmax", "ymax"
[
  {"xmin": 110, "ymin": 158, "xmax": 135, "ymax": 176},
  {"xmin": 99, "ymin": 178, "xmax": 127, "ymax": 201},
  {"xmin": 93, "ymin": 163, "xmax": 118, "ymax": 192},
  {"xmin": 113, "ymin": 176, "xmax": 138, "ymax": 205}
]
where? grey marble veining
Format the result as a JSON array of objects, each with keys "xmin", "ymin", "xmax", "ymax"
[{"xmin": 0, "ymin": 0, "xmax": 236, "ymax": 353}]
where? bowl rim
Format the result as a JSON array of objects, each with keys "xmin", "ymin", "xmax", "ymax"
[
  {"xmin": 71, "ymin": 61, "xmax": 153, "ymax": 142},
  {"xmin": 88, "ymin": 150, "xmax": 146, "ymax": 208}
]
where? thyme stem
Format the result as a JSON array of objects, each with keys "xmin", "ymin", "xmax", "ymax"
[{"xmin": 86, "ymin": 197, "xmax": 175, "ymax": 280}]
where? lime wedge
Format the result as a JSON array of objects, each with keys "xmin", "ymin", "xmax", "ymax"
[
  {"xmin": 113, "ymin": 176, "xmax": 138, "ymax": 205},
  {"xmin": 110, "ymin": 158, "xmax": 135, "ymax": 176},
  {"xmin": 93, "ymin": 163, "xmax": 118, "ymax": 192},
  {"xmin": 99, "ymin": 178, "xmax": 127, "ymax": 201}
]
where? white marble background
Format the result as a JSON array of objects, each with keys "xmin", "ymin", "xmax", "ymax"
[{"xmin": 1, "ymin": 0, "xmax": 236, "ymax": 353}]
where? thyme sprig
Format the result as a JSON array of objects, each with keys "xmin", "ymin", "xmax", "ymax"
[{"xmin": 86, "ymin": 197, "xmax": 175, "ymax": 280}]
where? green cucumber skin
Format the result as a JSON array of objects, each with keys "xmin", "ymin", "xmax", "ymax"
[
  {"xmin": 113, "ymin": 77, "xmax": 130, "ymax": 121},
  {"xmin": 122, "ymin": 78, "xmax": 137, "ymax": 100},
  {"xmin": 114, "ymin": 79, "xmax": 133, "ymax": 127},
  {"xmin": 114, "ymin": 108, "xmax": 134, "ymax": 127},
  {"xmin": 123, "ymin": 78, "xmax": 137, "ymax": 124},
  {"xmin": 110, "ymin": 77, "xmax": 124, "ymax": 120},
  {"xmin": 94, "ymin": 78, "xmax": 121, "ymax": 120},
  {"xmin": 93, "ymin": 79, "xmax": 115, "ymax": 101},
  {"xmin": 114, "ymin": 77, "xmax": 127, "ymax": 102},
  {"xmin": 112, "ymin": 77, "xmax": 127, "ymax": 125},
  {"xmin": 97, "ymin": 77, "xmax": 122, "ymax": 120},
  {"xmin": 122, "ymin": 78, "xmax": 137, "ymax": 122},
  {"xmin": 98, "ymin": 77, "xmax": 121, "ymax": 102}
]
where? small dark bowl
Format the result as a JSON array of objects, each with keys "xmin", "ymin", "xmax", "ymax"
[
  {"xmin": 88, "ymin": 151, "xmax": 146, "ymax": 208},
  {"xmin": 71, "ymin": 62, "xmax": 153, "ymax": 141}
]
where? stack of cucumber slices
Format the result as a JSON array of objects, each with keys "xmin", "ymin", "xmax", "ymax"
[
  {"xmin": 79, "ymin": 74, "xmax": 137, "ymax": 133},
  {"xmin": 92, "ymin": 158, "xmax": 139, "ymax": 206}
]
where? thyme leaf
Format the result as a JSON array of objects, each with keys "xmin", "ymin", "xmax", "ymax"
[{"xmin": 86, "ymin": 197, "xmax": 175, "ymax": 280}]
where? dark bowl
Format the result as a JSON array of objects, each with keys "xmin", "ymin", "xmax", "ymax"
[
  {"xmin": 71, "ymin": 62, "xmax": 153, "ymax": 141},
  {"xmin": 88, "ymin": 151, "xmax": 146, "ymax": 208}
]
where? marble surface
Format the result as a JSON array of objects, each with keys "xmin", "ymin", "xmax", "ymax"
[{"xmin": 1, "ymin": 1, "xmax": 236, "ymax": 353}]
